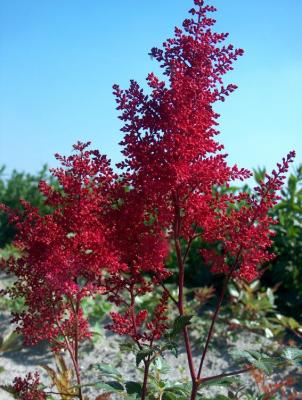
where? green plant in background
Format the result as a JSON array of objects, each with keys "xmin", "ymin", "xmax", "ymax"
[
  {"xmin": 227, "ymin": 280, "xmax": 302, "ymax": 340},
  {"xmin": 263, "ymin": 165, "xmax": 302, "ymax": 320},
  {"xmin": 0, "ymin": 166, "xmax": 55, "ymax": 312},
  {"xmin": 0, "ymin": 164, "xmax": 55, "ymax": 247},
  {"xmin": 81, "ymin": 295, "xmax": 112, "ymax": 342}
]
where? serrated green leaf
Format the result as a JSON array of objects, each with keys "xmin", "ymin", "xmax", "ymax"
[
  {"xmin": 282, "ymin": 347, "xmax": 302, "ymax": 364},
  {"xmin": 162, "ymin": 341, "xmax": 179, "ymax": 358},
  {"xmin": 171, "ymin": 315, "xmax": 193, "ymax": 336},
  {"xmin": 136, "ymin": 348, "xmax": 154, "ymax": 367},
  {"xmin": 230, "ymin": 349, "xmax": 280, "ymax": 374}
]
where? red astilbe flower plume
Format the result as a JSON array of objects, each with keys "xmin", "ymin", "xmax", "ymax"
[
  {"xmin": 1, "ymin": 142, "xmax": 119, "ymax": 348},
  {"xmin": 113, "ymin": 0, "xmax": 294, "ymax": 287},
  {"xmin": 113, "ymin": 0, "xmax": 250, "ymax": 239},
  {"xmin": 202, "ymin": 152, "xmax": 296, "ymax": 281}
]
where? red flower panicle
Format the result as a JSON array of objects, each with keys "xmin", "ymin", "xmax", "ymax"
[
  {"xmin": 2, "ymin": 142, "xmax": 119, "ymax": 348},
  {"xmin": 202, "ymin": 152, "xmax": 296, "ymax": 281},
  {"xmin": 113, "ymin": 0, "xmax": 294, "ymax": 285},
  {"xmin": 12, "ymin": 372, "xmax": 46, "ymax": 400}
]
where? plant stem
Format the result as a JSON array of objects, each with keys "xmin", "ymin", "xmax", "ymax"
[
  {"xmin": 190, "ymin": 382, "xmax": 199, "ymax": 400},
  {"xmin": 141, "ymin": 357, "xmax": 151, "ymax": 400},
  {"xmin": 199, "ymin": 366, "xmax": 255, "ymax": 384},
  {"xmin": 54, "ymin": 313, "xmax": 83, "ymax": 400},
  {"xmin": 196, "ymin": 244, "xmax": 243, "ymax": 383},
  {"xmin": 189, "ymin": 367, "xmax": 254, "ymax": 400},
  {"xmin": 196, "ymin": 273, "xmax": 231, "ymax": 380},
  {"xmin": 173, "ymin": 193, "xmax": 196, "ymax": 382},
  {"xmin": 74, "ymin": 298, "xmax": 83, "ymax": 400},
  {"xmin": 175, "ymin": 236, "xmax": 196, "ymax": 382},
  {"xmin": 45, "ymin": 391, "xmax": 77, "ymax": 397},
  {"xmin": 160, "ymin": 282, "xmax": 178, "ymax": 307}
]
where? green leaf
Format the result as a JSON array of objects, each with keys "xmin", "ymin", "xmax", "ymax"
[
  {"xmin": 171, "ymin": 315, "xmax": 193, "ymax": 336},
  {"xmin": 95, "ymin": 381, "xmax": 124, "ymax": 392},
  {"xmin": 125, "ymin": 381, "xmax": 142, "ymax": 395},
  {"xmin": 163, "ymin": 393, "xmax": 187, "ymax": 400},
  {"xmin": 199, "ymin": 376, "xmax": 239, "ymax": 388},
  {"xmin": 230, "ymin": 349, "xmax": 280, "ymax": 374},
  {"xmin": 95, "ymin": 363, "xmax": 122, "ymax": 379},
  {"xmin": 282, "ymin": 347, "xmax": 302, "ymax": 365},
  {"xmin": 0, "ymin": 331, "xmax": 21, "ymax": 353},
  {"xmin": 162, "ymin": 340, "xmax": 179, "ymax": 358},
  {"xmin": 136, "ymin": 348, "xmax": 154, "ymax": 367},
  {"xmin": 163, "ymin": 382, "xmax": 192, "ymax": 399},
  {"xmin": 153, "ymin": 357, "xmax": 171, "ymax": 375},
  {"xmin": 163, "ymin": 388, "xmax": 189, "ymax": 400},
  {"xmin": 120, "ymin": 341, "xmax": 136, "ymax": 353},
  {"xmin": 228, "ymin": 285, "xmax": 240, "ymax": 298}
]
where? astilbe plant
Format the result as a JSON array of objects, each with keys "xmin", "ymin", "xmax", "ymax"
[{"xmin": 0, "ymin": 1, "xmax": 296, "ymax": 400}]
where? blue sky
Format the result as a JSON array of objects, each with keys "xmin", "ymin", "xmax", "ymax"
[{"xmin": 0, "ymin": 0, "xmax": 301, "ymax": 178}]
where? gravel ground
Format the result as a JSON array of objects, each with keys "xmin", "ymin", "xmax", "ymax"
[{"xmin": 1, "ymin": 311, "xmax": 301, "ymax": 400}]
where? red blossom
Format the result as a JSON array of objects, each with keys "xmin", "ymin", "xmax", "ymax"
[
  {"xmin": 113, "ymin": 0, "xmax": 294, "ymax": 285},
  {"xmin": 2, "ymin": 143, "xmax": 119, "ymax": 348},
  {"xmin": 12, "ymin": 372, "xmax": 46, "ymax": 400}
]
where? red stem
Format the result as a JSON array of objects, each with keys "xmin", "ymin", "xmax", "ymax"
[
  {"xmin": 196, "ymin": 245, "xmax": 243, "ymax": 383},
  {"xmin": 74, "ymin": 298, "xmax": 83, "ymax": 400},
  {"xmin": 141, "ymin": 357, "xmax": 151, "ymax": 400},
  {"xmin": 196, "ymin": 272, "xmax": 231, "ymax": 380},
  {"xmin": 175, "ymin": 237, "xmax": 196, "ymax": 381},
  {"xmin": 199, "ymin": 366, "xmax": 255, "ymax": 384},
  {"xmin": 160, "ymin": 282, "xmax": 178, "ymax": 307},
  {"xmin": 55, "ymin": 302, "xmax": 83, "ymax": 400},
  {"xmin": 173, "ymin": 193, "xmax": 196, "ymax": 382}
]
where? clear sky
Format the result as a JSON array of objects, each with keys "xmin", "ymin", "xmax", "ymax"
[{"xmin": 0, "ymin": 0, "xmax": 301, "ymax": 178}]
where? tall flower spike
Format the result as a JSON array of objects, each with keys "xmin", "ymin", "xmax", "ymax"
[{"xmin": 114, "ymin": 0, "xmax": 249, "ymax": 239}]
